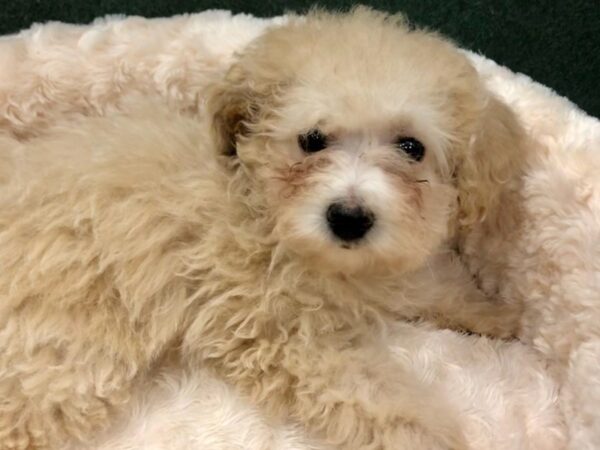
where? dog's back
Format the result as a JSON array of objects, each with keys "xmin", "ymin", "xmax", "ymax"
[{"xmin": 0, "ymin": 105, "xmax": 225, "ymax": 448}]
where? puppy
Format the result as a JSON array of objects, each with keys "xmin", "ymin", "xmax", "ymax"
[{"xmin": 0, "ymin": 8, "xmax": 524, "ymax": 449}]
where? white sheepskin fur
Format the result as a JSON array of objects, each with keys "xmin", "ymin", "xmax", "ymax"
[
  {"xmin": 81, "ymin": 365, "xmax": 327, "ymax": 450},
  {"xmin": 82, "ymin": 324, "xmax": 563, "ymax": 450},
  {"xmin": 0, "ymin": 8, "xmax": 597, "ymax": 450},
  {"xmin": 466, "ymin": 55, "xmax": 600, "ymax": 450}
]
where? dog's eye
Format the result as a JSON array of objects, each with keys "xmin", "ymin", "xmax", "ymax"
[
  {"xmin": 395, "ymin": 137, "xmax": 425, "ymax": 162},
  {"xmin": 298, "ymin": 129, "xmax": 328, "ymax": 153}
]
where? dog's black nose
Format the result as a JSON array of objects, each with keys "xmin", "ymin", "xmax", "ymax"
[{"xmin": 326, "ymin": 202, "xmax": 375, "ymax": 243}]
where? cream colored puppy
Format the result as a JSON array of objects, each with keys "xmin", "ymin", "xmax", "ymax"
[{"xmin": 0, "ymin": 8, "xmax": 524, "ymax": 449}]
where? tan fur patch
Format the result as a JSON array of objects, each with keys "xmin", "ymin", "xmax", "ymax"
[
  {"xmin": 274, "ymin": 154, "xmax": 332, "ymax": 198},
  {"xmin": 376, "ymin": 157, "xmax": 425, "ymax": 211}
]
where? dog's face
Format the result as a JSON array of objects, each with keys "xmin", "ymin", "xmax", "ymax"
[
  {"xmin": 237, "ymin": 79, "xmax": 460, "ymax": 275},
  {"xmin": 209, "ymin": 8, "xmax": 522, "ymax": 274}
]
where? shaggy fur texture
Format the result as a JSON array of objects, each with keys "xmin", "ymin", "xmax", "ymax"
[
  {"xmin": 0, "ymin": 7, "xmax": 597, "ymax": 450},
  {"xmin": 0, "ymin": 8, "xmax": 531, "ymax": 450}
]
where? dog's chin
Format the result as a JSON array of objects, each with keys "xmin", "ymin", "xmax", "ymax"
[{"xmin": 281, "ymin": 236, "xmax": 430, "ymax": 277}]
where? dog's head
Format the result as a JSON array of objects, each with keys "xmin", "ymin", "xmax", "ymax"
[{"xmin": 208, "ymin": 7, "xmax": 523, "ymax": 275}]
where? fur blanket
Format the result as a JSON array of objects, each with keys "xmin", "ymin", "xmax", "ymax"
[{"xmin": 0, "ymin": 10, "xmax": 598, "ymax": 450}]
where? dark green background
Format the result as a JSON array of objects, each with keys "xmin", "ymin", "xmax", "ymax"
[{"xmin": 2, "ymin": 1, "xmax": 598, "ymax": 117}]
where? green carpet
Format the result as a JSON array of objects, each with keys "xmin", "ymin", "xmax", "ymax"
[{"xmin": 2, "ymin": 1, "xmax": 598, "ymax": 118}]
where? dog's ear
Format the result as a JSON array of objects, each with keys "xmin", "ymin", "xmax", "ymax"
[
  {"xmin": 206, "ymin": 60, "xmax": 285, "ymax": 158},
  {"xmin": 206, "ymin": 65, "xmax": 256, "ymax": 157},
  {"xmin": 456, "ymin": 94, "xmax": 526, "ymax": 228}
]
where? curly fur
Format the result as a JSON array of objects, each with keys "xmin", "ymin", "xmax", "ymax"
[
  {"xmin": 0, "ymin": 6, "xmax": 594, "ymax": 448},
  {"xmin": 0, "ymin": 102, "xmax": 508, "ymax": 448}
]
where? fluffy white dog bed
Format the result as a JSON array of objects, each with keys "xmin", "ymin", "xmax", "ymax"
[{"xmin": 0, "ymin": 10, "xmax": 598, "ymax": 450}]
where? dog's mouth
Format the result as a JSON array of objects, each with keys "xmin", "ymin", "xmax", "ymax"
[
  {"xmin": 330, "ymin": 233, "xmax": 372, "ymax": 251},
  {"xmin": 336, "ymin": 238, "xmax": 368, "ymax": 250}
]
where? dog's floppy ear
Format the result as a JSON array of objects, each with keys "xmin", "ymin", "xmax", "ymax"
[
  {"xmin": 206, "ymin": 64, "xmax": 257, "ymax": 157},
  {"xmin": 206, "ymin": 59, "xmax": 286, "ymax": 158},
  {"xmin": 456, "ymin": 94, "xmax": 526, "ymax": 228}
]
